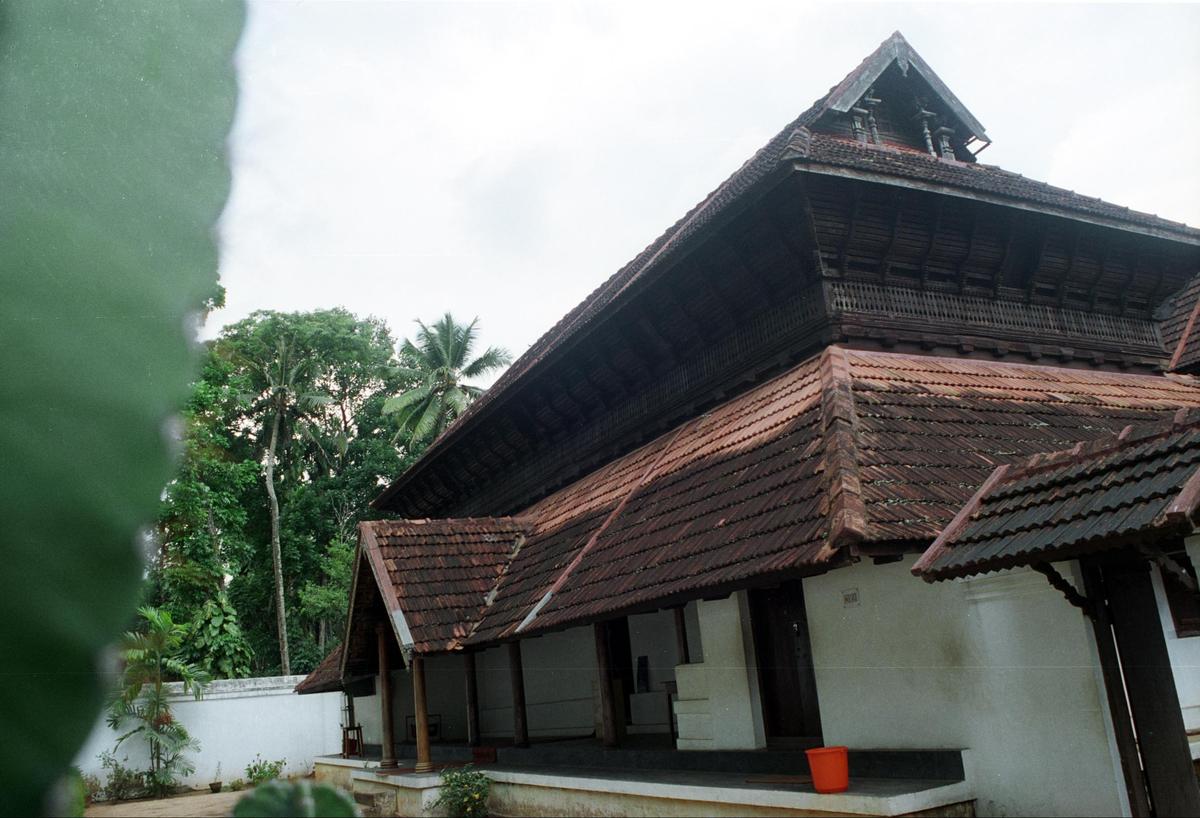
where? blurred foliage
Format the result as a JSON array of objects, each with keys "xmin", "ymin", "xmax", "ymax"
[
  {"xmin": 0, "ymin": 1, "xmax": 242, "ymax": 814},
  {"xmin": 232, "ymin": 779, "xmax": 361, "ymax": 818}
]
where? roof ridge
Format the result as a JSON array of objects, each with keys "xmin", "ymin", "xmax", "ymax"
[
  {"xmin": 1003, "ymin": 406, "xmax": 1200, "ymax": 483},
  {"xmin": 818, "ymin": 346, "xmax": 869, "ymax": 557}
]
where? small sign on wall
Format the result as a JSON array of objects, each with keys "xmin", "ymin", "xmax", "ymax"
[{"xmin": 841, "ymin": 588, "xmax": 861, "ymax": 608}]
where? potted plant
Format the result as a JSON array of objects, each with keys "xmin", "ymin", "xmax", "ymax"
[{"xmin": 209, "ymin": 764, "xmax": 223, "ymax": 794}]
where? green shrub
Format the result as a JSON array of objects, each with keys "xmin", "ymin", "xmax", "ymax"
[
  {"xmin": 99, "ymin": 751, "xmax": 145, "ymax": 801},
  {"xmin": 245, "ymin": 754, "xmax": 286, "ymax": 786},
  {"xmin": 80, "ymin": 771, "xmax": 103, "ymax": 805},
  {"xmin": 432, "ymin": 766, "xmax": 490, "ymax": 818},
  {"xmin": 230, "ymin": 778, "xmax": 246, "ymax": 791}
]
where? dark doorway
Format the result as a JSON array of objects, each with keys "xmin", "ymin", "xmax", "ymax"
[
  {"xmin": 603, "ymin": 617, "xmax": 635, "ymax": 726},
  {"xmin": 749, "ymin": 581, "xmax": 822, "ymax": 744}
]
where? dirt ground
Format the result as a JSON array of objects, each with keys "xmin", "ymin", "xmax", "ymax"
[{"xmin": 84, "ymin": 789, "xmax": 246, "ymax": 818}]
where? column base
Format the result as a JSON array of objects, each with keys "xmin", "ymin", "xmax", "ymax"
[{"xmin": 414, "ymin": 761, "xmax": 434, "ymax": 773}]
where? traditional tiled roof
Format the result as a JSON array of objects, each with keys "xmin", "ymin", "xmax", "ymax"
[
  {"xmin": 470, "ymin": 353, "xmax": 838, "ymax": 642},
  {"xmin": 791, "ymin": 133, "xmax": 1200, "ymax": 242},
  {"xmin": 294, "ymin": 645, "xmax": 343, "ymax": 695},
  {"xmin": 360, "ymin": 517, "xmax": 534, "ymax": 653},
  {"xmin": 428, "ymin": 348, "xmax": 1200, "ymax": 644},
  {"xmin": 373, "ymin": 34, "xmax": 1199, "ymax": 515},
  {"xmin": 1161, "ymin": 273, "xmax": 1200, "ymax": 373},
  {"xmin": 913, "ymin": 409, "xmax": 1200, "ymax": 582}
]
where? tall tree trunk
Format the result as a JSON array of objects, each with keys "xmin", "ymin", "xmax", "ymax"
[{"xmin": 265, "ymin": 403, "xmax": 290, "ymax": 675}]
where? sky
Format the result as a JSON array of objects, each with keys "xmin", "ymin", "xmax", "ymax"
[{"xmin": 210, "ymin": 1, "xmax": 1200, "ymax": 385}]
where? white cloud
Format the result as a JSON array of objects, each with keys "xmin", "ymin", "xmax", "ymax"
[{"xmin": 209, "ymin": 1, "xmax": 1200, "ymax": 384}]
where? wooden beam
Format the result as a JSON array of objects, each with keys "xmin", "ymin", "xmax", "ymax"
[
  {"xmin": 594, "ymin": 622, "xmax": 619, "ymax": 748},
  {"xmin": 632, "ymin": 309, "xmax": 678, "ymax": 369},
  {"xmin": 1080, "ymin": 560, "xmax": 1152, "ymax": 817},
  {"xmin": 464, "ymin": 650, "xmax": 481, "ymax": 748},
  {"xmin": 673, "ymin": 607, "xmax": 690, "ymax": 665},
  {"xmin": 879, "ymin": 190, "xmax": 904, "ymax": 284},
  {"xmin": 1088, "ymin": 236, "xmax": 1113, "ymax": 311},
  {"xmin": 1024, "ymin": 225, "xmax": 1049, "ymax": 303},
  {"xmin": 794, "ymin": 176, "xmax": 828, "ymax": 278},
  {"xmin": 838, "ymin": 184, "xmax": 863, "ymax": 275},
  {"xmin": 760, "ymin": 209, "xmax": 809, "ymax": 288},
  {"xmin": 718, "ymin": 236, "xmax": 776, "ymax": 307},
  {"xmin": 993, "ymin": 210, "xmax": 1021, "ymax": 296},
  {"xmin": 1057, "ymin": 223, "xmax": 1083, "ymax": 307},
  {"xmin": 661, "ymin": 286, "xmax": 716, "ymax": 344},
  {"xmin": 412, "ymin": 654, "xmax": 433, "ymax": 773},
  {"xmin": 508, "ymin": 641, "xmax": 530, "ymax": 747},
  {"xmin": 376, "ymin": 623, "xmax": 398, "ymax": 768},
  {"xmin": 955, "ymin": 205, "xmax": 980, "ymax": 293},
  {"xmin": 1102, "ymin": 557, "xmax": 1200, "ymax": 816},
  {"xmin": 918, "ymin": 197, "xmax": 944, "ymax": 290},
  {"xmin": 1118, "ymin": 246, "xmax": 1143, "ymax": 315}
]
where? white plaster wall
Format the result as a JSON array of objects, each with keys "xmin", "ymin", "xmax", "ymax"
[
  {"xmin": 628, "ymin": 610, "xmax": 681, "ymax": 692},
  {"xmin": 355, "ymin": 679, "xmax": 382, "ymax": 747},
  {"xmin": 74, "ymin": 676, "xmax": 342, "ymax": 788},
  {"xmin": 804, "ymin": 558, "xmax": 1128, "ymax": 818},
  {"xmin": 683, "ymin": 601, "xmax": 704, "ymax": 663},
  {"xmin": 628, "ymin": 610, "xmax": 684, "ymax": 731},
  {"xmin": 673, "ymin": 592, "xmax": 766, "ymax": 750},
  {"xmin": 477, "ymin": 625, "xmax": 598, "ymax": 740},
  {"xmin": 805, "ymin": 559, "xmax": 975, "ymax": 750}
]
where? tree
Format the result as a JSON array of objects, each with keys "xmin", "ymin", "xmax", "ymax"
[
  {"xmin": 150, "ymin": 350, "xmax": 258, "ymax": 630},
  {"xmin": 230, "ymin": 325, "xmax": 329, "ymax": 676},
  {"xmin": 218, "ymin": 309, "xmax": 405, "ymax": 675},
  {"xmin": 107, "ymin": 607, "xmax": 209, "ymax": 798},
  {"xmin": 383, "ymin": 313, "xmax": 511, "ymax": 448}
]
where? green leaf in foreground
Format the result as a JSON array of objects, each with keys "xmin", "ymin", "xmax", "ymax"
[
  {"xmin": 0, "ymin": 2, "xmax": 243, "ymax": 814},
  {"xmin": 232, "ymin": 780, "xmax": 361, "ymax": 818}
]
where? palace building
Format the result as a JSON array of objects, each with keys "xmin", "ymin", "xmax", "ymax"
[{"xmin": 300, "ymin": 32, "xmax": 1200, "ymax": 817}]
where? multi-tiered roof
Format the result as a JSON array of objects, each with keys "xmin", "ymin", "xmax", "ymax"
[{"xmin": 316, "ymin": 32, "xmax": 1200, "ymax": 675}]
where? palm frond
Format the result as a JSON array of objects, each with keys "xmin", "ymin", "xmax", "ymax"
[
  {"xmin": 382, "ymin": 384, "xmax": 433, "ymax": 415},
  {"xmin": 460, "ymin": 346, "xmax": 512, "ymax": 379}
]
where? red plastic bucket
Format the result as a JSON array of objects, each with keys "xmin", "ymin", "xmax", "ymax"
[{"xmin": 805, "ymin": 746, "xmax": 849, "ymax": 793}]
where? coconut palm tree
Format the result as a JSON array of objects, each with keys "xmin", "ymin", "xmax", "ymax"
[
  {"xmin": 235, "ymin": 334, "xmax": 329, "ymax": 676},
  {"xmin": 383, "ymin": 314, "xmax": 511, "ymax": 449}
]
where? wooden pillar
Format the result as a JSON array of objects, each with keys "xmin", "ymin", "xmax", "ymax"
[
  {"xmin": 464, "ymin": 650, "xmax": 481, "ymax": 748},
  {"xmin": 1081, "ymin": 561, "xmax": 1152, "ymax": 817},
  {"xmin": 673, "ymin": 607, "xmax": 690, "ymax": 665},
  {"xmin": 594, "ymin": 622, "xmax": 618, "ymax": 748},
  {"xmin": 376, "ymin": 623, "xmax": 397, "ymax": 768},
  {"xmin": 508, "ymin": 641, "xmax": 529, "ymax": 748},
  {"xmin": 1102, "ymin": 558, "xmax": 1200, "ymax": 817},
  {"xmin": 412, "ymin": 654, "xmax": 433, "ymax": 773}
]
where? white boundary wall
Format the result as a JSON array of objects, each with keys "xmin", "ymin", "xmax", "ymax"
[{"xmin": 73, "ymin": 675, "xmax": 342, "ymax": 788}]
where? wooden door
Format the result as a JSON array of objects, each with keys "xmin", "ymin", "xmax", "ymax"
[{"xmin": 749, "ymin": 581, "xmax": 822, "ymax": 742}]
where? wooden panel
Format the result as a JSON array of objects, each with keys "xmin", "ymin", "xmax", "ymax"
[
  {"xmin": 749, "ymin": 581, "xmax": 822, "ymax": 741},
  {"xmin": 1102, "ymin": 557, "xmax": 1200, "ymax": 816}
]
